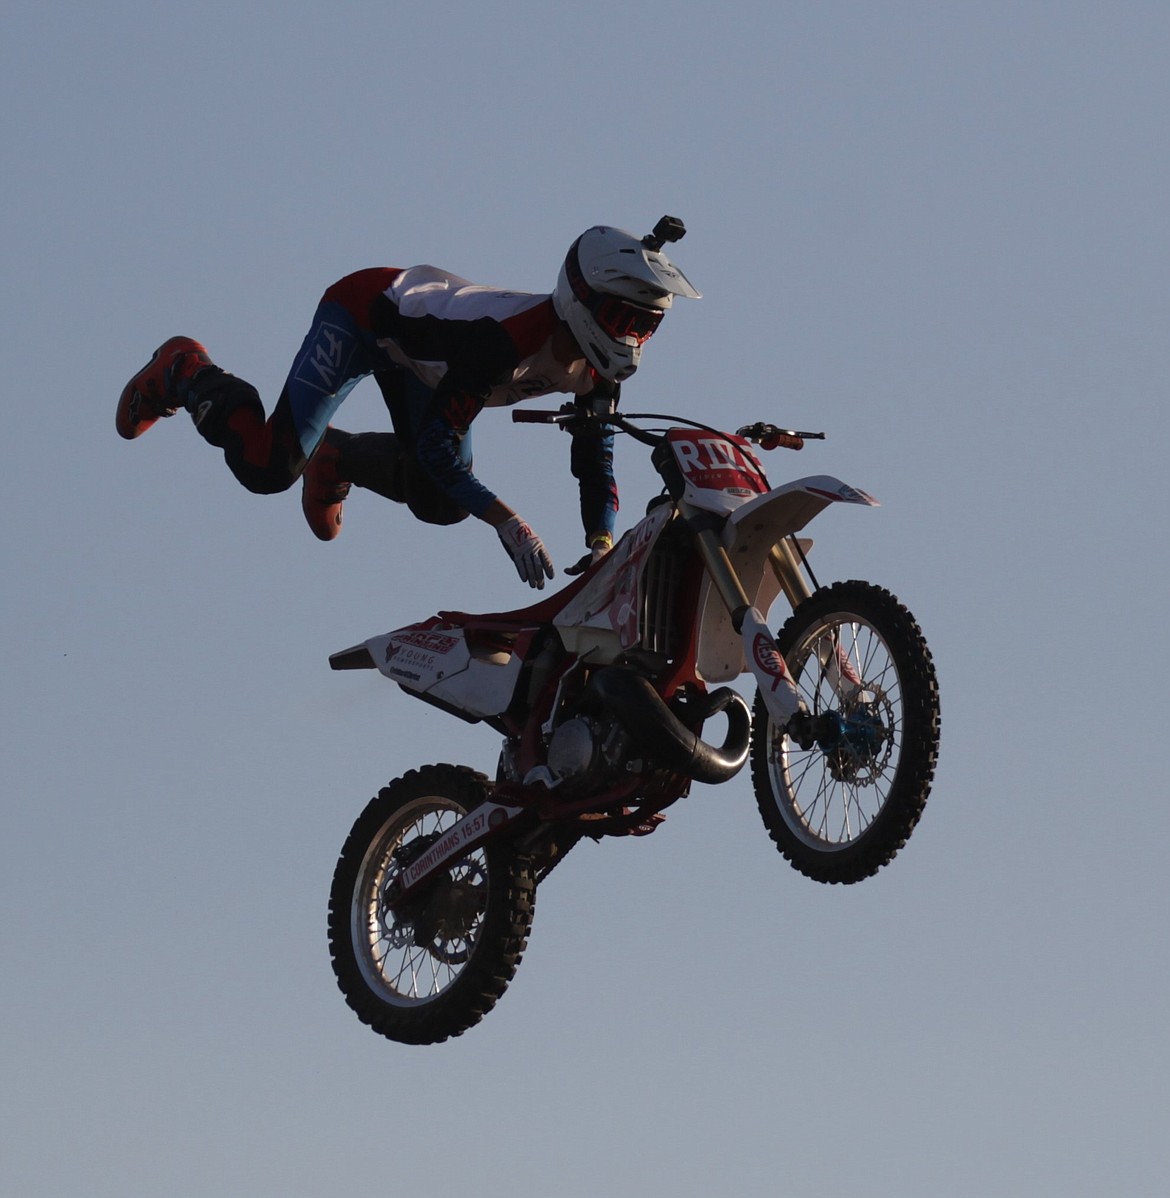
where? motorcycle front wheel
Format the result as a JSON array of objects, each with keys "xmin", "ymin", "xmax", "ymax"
[
  {"xmin": 327, "ymin": 764, "xmax": 536, "ymax": 1044},
  {"xmin": 751, "ymin": 581, "xmax": 940, "ymax": 884}
]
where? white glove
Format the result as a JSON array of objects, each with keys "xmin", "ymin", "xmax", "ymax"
[{"xmin": 496, "ymin": 515, "xmax": 555, "ymax": 588}]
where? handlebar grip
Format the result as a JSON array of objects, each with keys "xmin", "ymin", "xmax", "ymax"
[
  {"xmin": 763, "ymin": 432, "xmax": 805, "ymax": 451},
  {"xmin": 511, "ymin": 409, "xmax": 566, "ymax": 423}
]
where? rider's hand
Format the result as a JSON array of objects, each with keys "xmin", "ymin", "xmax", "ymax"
[
  {"xmin": 564, "ymin": 533, "xmax": 613, "ymax": 576},
  {"xmin": 496, "ymin": 515, "xmax": 555, "ymax": 589}
]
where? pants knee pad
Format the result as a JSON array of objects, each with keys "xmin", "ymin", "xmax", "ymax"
[
  {"xmin": 191, "ymin": 371, "xmax": 301, "ymax": 495},
  {"xmin": 188, "ymin": 369, "xmax": 264, "ymax": 449}
]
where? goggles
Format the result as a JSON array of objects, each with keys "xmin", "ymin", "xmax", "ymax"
[
  {"xmin": 590, "ymin": 295, "xmax": 663, "ymax": 344},
  {"xmin": 566, "ymin": 250, "xmax": 665, "ymax": 344}
]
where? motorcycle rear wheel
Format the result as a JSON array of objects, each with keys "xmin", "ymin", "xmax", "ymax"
[
  {"xmin": 751, "ymin": 580, "xmax": 940, "ymax": 884},
  {"xmin": 328, "ymin": 764, "xmax": 536, "ymax": 1044}
]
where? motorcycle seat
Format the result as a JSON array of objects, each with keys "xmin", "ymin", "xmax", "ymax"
[{"xmin": 438, "ymin": 556, "xmax": 598, "ymax": 631}]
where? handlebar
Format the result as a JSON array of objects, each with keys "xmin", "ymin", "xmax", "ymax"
[
  {"xmin": 510, "ymin": 405, "xmax": 824, "ymax": 450},
  {"xmin": 509, "ymin": 405, "xmax": 660, "ymax": 447}
]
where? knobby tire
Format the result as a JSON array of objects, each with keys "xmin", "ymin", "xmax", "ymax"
[
  {"xmin": 327, "ymin": 764, "xmax": 536, "ymax": 1044},
  {"xmin": 750, "ymin": 580, "xmax": 940, "ymax": 884}
]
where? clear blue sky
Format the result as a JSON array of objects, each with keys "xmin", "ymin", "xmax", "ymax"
[{"xmin": 3, "ymin": 3, "xmax": 1167, "ymax": 1195}]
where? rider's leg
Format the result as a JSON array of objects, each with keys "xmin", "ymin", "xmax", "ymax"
[
  {"xmin": 301, "ymin": 427, "xmax": 389, "ymax": 541},
  {"xmin": 308, "ymin": 369, "xmax": 471, "ymax": 531},
  {"xmin": 241, "ymin": 273, "xmax": 399, "ymax": 506},
  {"xmin": 117, "ymin": 300, "xmax": 373, "ymax": 504},
  {"xmin": 116, "ymin": 337, "xmax": 213, "ymax": 440},
  {"xmin": 388, "ymin": 370, "xmax": 472, "ymax": 526},
  {"xmin": 118, "ymin": 334, "xmax": 308, "ymax": 493},
  {"xmin": 181, "ymin": 371, "xmax": 307, "ymax": 494}
]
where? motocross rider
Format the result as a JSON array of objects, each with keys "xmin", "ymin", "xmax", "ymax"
[{"xmin": 116, "ymin": 221, "xmax": 700, "ymax": 587}]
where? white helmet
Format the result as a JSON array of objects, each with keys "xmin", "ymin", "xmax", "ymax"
[{"xmin": 552, "ymin": 217, "xmax": 701, "ymax": 382}]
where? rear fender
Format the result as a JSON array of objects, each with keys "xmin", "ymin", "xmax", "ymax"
[{"xmin": 332, "ymin": 618, "xmax": 527, "ymax": 721}]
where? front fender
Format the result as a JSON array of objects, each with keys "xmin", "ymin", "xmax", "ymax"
[
  {"xmin": 694, "ymin": 475, "xmax": 877, "ymax": 683},
  {"xmin": 726, "ymin": 475, "xmax": 878, "ymax": 546}
]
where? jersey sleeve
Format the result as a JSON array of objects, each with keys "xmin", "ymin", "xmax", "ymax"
[
  {"xmin": 569, "ymin": 382, "xmax": 620, "ymax": 544},
  {"xmin": 412, "ymin": 381, "xmax": 501, "ymax": 519}
]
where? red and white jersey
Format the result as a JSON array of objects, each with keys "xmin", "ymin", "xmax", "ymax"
[
  {"xmin": 375, "ymin": 266, "xmax": 597, "ymax": 404},
  {"xmin": 317, "ymin": 266, "xmax": 617, "ymax": 533}
]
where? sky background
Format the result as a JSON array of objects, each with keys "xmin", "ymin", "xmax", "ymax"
[{"xmin": 3, "ymin": 2, "xmax": 1168, "ymax": 1195}]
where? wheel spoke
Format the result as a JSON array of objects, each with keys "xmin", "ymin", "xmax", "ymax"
[
  {"xmin": 750, "ymin": 583, "xmax": 938, "ymax": 884},
  {"xmin": 349, "ymin": 796, "xmax": 493, "ymax": 1005},
  {"xmin": 330, "ymin": 765, "xmax": 537, "ymax": 1043},
  {"xmin": 772, "ymin": 609, "xmax": 905, "ymax": 849}
]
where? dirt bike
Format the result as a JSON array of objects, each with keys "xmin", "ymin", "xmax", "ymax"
[{"xmin": 326, "ymin": 407, "xmax": 940, "ymax": 1045}]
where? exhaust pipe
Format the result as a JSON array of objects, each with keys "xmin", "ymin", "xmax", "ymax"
[{"xmin": 586, "ymin": 668, "xmax": 751, "ymax": 785}]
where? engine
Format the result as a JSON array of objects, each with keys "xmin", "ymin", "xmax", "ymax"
[
  {"xmin": 496, "ymin": 709, "xmax": 636, "ymax": 793},
  {"xmin": 500, "ymin": 666, "xmax": 751, "ymax": 793},
  {"xmin": 545, "ymin": 713, "xmax": 636, "ymax": 787}
]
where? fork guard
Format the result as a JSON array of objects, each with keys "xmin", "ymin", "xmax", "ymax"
[{"xmin": 586, "ymin": 668, "xmax": 751, "ymax": 785}]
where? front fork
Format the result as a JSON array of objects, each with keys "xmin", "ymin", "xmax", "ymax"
[
  {"xmin": 769, "ymin": 540, "xmax": 867, "ymax": 702},
  {"xmin": 692, "ymin": 526, "xmax": 866, "ymax": 742},
  {"xmin": 691, "ymin": 526, "xmax": 805, "ymax": 728}
]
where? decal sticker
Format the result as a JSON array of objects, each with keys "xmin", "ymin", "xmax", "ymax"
[
  {"xmin": 391, "ymin": 629, "xmax": 461, "ymax": 655},
  {"xmin": 399, "ymin": 803, "xmax": 518, "ymax": 890},
  {"xmin": 831, "ymin": 640, "xmax": 864, "ymax": 687},
  {"xmin": 444, "ymin": 394, "xmax": 481, "ymax": 430},
  {"xmin": 376, "ymin": 622, "xmax": 467, "ymax": 690},
  {"xmin": 609, "ymin": 512, "xmax": 666, "ymax": 643},
  {"xmin": 614, "ymin": 561, "xmax": 640, "ymax": 646},
  {"xmin": 669, "ymin": 431, "xmax": 767, "ymax": 496},
  {"xmin": 809, "ymin": 483, "xmax": 877, "ymax": 505},
  {"xmin": 752, "ymin": 632, "xmax": 789, "ymax": 692},
  {"xmin": 292, "ymin": 321, "xmax": 357, "ymax": 395}
]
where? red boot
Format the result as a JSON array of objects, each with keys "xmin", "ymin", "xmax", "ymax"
[
  {"xmin": 301, "ymin": 434, "xmax": 352, "ymax": 541},
  {"xmin": 116, "ymin": 336, "xmax": 213, "ymax": 439}
]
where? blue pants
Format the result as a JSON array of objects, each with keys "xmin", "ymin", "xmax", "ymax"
[
  {"xmin": 190, "ymin": 299, "xmax": 472, "ymax": 508},
  {"xmin": 285, "ymin": 301, "xmax": 473, "ymax": 469}
]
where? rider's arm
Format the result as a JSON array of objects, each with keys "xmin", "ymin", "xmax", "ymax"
[
  {"xmin": 413, "ymin": 384, "xmax": 554, "ymax": 587},
  {"xmin": 406, "ymin": 316, "xmax": 523, "ymax": 520},
  {"xmin": 569, "ymin": 383, "xmax": 620, "ymax": 549},
  {"xmin": 413, "ymin": 380, "xmax": 500, "ymax": 520}
]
